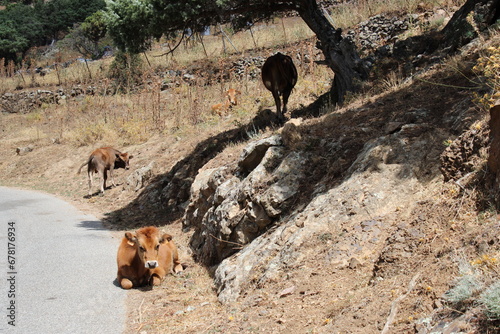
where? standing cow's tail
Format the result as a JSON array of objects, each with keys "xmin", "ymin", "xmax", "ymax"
[{"xmin": 77, "ymin": 156, "xmax": 92, "ymax": 174}]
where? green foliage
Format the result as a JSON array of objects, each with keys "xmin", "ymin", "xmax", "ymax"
[
  {"xmin": 104, "ymin": 0, "xmax": 154, "ymax": 53},
  {"xmin": 444, "ymin": 256, "xmax": 500, "ymax": 322},
  {"xmin": 81, "ymin": 10, "xmax": 108, "ymax": 43},
  {"xmin": 105, "ymin": 0, "xmax": 293, "ymax": 53},
  {"xmin": 0, "ymin": 20, "xmax": 29, "ymax": 62},
  {"xmin": 36, "ymin": 0, "xmax": 106, "ymax": 39},
  {"xmin": 444, "ymin": 274, "xmax": 483, "ymax": 306},
  {"xmin": 63, "ymin": 11, "xmax": 109, "ymax": 60},
  {"xmin": 480, "ymin": 281, "xmax": 500, "ymax": 319},
  {"xmin": 0, "ymin": 0, "xmax": 105, "ymax": 62},
  {"xmin": 0, "ymin": 4, "xmax": 44, "ymax": 61},
  {"xmin": 108, "ymin": 50, "xmax": 143, "ymax": 90}
]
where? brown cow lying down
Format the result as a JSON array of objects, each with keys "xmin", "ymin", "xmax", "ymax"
[
  {"xmin": 211, "ymin": 88, "xmax": 241, "ymax": 116},
  {"xmin": 116, "ymin": 226, "xmax": 183, "ymax": 289},
  {"xmin": 77, "ymin": 147, "xmax": 133, "ymax": 196}
]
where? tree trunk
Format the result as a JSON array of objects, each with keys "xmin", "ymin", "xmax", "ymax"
[
  {"xmin": 297, "ymin": 0, "xmax": 368, "ymax": 105},
  {"xmin": 441, "ymin": 0, "xmax": 500, "ymax": 52}
]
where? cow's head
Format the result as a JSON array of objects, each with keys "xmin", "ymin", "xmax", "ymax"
[
  {"xmin": 114, "ymin": 152, "xmax": 133, "ymax": 170},
  {"xmin": 125, "ymin": 227, "xmax": 172, "ymax": 269},
  {"xmin": 226, "ymin": 89, "xmax": 241, "ymax": 106}
]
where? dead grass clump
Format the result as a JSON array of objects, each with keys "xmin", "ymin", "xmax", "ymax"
[{"xmin": 66, "ymin": 123, "xmax": 119, "ymax": 147}]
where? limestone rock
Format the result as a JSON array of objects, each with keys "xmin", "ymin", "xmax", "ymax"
[
  {"xmin": 184, "ymin": 134, "xmax": 309, "ymax": 266},
  {"xmin": 126, "ymin": 161, "xmax": 155, "ymax": 192},
  {"xmin": 238, "ymin": 134, "xmax": 282, "ymax": 173}
]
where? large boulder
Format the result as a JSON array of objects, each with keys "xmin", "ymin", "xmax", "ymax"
[{"xmin": 184, "ymin": 134, "xmax": 307, "ymax": 266}]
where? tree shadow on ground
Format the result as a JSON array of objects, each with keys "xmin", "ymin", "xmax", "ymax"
[
  {"xmin": 104, "ymin": 58, "xmax": 484, "ymax": 234},
  {"xmin": 103, "ymin": 108, "xmax": 283, "ymax": 229}
]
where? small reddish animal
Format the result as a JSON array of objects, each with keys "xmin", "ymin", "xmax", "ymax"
[
  {"xmin": 211, "ymin": 88, "xmax": 241, "ymax": 116},
  {"xmin": 116, "ymin": 226, "xmax": 183, "ymax": 289},
  {"xmin": 77, "ymin": 147, "xmax": 133, "ymax": 196},
  {"xmin": 261, "ymin": 52, "xmax": 298, "ymax": 121}
]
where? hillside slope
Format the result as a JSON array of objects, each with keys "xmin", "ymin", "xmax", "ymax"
[
  {"xmin": 113, "ymin": 39, "xmax": 499, "ymax": 333},
  {"xmin": 1, "ymin": 7, "xmax": 500, "ymax": 334}
]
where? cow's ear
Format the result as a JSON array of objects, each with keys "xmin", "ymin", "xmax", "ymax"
[
  {"xmin": 159, "ymin": 233, "xmax": 173, "ymax": 243},
  {"xmin": 115, "ymin": 153, "xmax": 122, "ymax": 161},
  {"xmin": 121, "ymin": 153, "xmax": 132, "ymax": 160},
  {"xmin": 125, "ymin": 232, "xmax": 137, "ymax": 246},
  {"xmin": 236, "ymin": 90, "xmax": 241, "ymax": 95}
]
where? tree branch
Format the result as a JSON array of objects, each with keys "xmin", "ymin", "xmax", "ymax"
[
  {"xmin": 153, "ymin": 30, "xmax": 186, "ymax": 58},
  {"xmin": 381, "ymin": 273, "xmax": 421, "ymax": 334}
]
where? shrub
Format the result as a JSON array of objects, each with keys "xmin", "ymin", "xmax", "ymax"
[
  {"xmin": 480, "ymin": 281, "xmax": 500, "ymax": 319},
  {"xmin": 108, "ymin": 50, "xmax": 143, "ymax": 92},
  {"xmin": 473, "ymin": 46, "xmax": 500, "ymax": 108},
  {"xmin": 444, "ymin": 274, "xmax": 483, "ymax": 306}
]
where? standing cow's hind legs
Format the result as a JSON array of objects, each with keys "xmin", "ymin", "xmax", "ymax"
[
  {"xmin": 87, "ymin": 171, "xmax": 93, "ymax": 196},
  {"xmin": 272, "ymin": 91, "xmax": 284, "ymax": 122},
  {"xmin": 282, "ymin": 89, "xmax": 292, "ymax": 117}
]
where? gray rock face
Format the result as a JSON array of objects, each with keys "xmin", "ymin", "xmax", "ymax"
[
  {"xmin": 126, "ymin": 161, "xmax": 155, "ymax": 191},
  {"xmin": 181, "ymin": 113, "xmax": 441, "ymax": 303},
  {"xmin": 238, "ymin": 135, "xmax": 282, "ymax": 173},
  {"xmin": 209, "ymin": 126, "xmax": 438, "ymax": 303},
  {"xmin": 184, "ymin": 133, "xmax": 307, "ymax": 266}
]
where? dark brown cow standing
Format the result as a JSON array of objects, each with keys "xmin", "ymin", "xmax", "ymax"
[
  {"xmin": 77, "ymin": 147, "xmax": 133, "ymax": 196},
  {"xmin": 261, "ymin": 52, "xmax": 298, "ymax": 122}
]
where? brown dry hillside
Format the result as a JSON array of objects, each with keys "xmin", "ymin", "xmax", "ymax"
[{"xmin": 2, "ymin": 4, "xmax": 500, "ymax": 334}]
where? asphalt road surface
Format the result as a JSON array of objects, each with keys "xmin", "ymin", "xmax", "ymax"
[{"xmin": 0, "ymin": 187, "xmax": 126, "ymax": 333}]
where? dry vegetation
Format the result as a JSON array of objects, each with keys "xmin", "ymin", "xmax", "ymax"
[{"xmin": 3, "ymin": 0, "xmax": 500, "ymax": 333}]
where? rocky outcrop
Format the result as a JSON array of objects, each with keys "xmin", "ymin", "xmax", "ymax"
[
  {"xmin": 440, "ymin": 123, "xmax": 489, "ymax": 182},
  {"xmin": 126, "ymin": 161, "xmax": 155, "ymax": 192},
  {"xmin": 212, "ymin": 126, "xmax": 435, "ymax": 303},
  {"xmin": 348, "ymin": 14, "xmax": 417, "ymax": 54},
  {"xmin": 182, "ymin": 103, "xmax": 461, "ymax": 303},
  {"xmin": 184, "ymin": 134, "xmax": 308, "ymax": 266}
]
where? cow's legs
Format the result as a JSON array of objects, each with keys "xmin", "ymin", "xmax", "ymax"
[
  {"xmin": 282, "ymin": 88, "xmax": 292, "ymax": 116},
  {"xmin": 109, "ymin": 166, "xmax": 116, "ymax": 187},
  {"xmin": 101, "ymin": 170, "xmax": 107, "ymax": 194},
  {"xmin": 150, "ymin": 267, "xmax": 166, "ymax": 286},
  {"xmin": 87, "ymin": 171, "xmax": 93, "ymax": 196},
  {"xmin": 120, "ymin": 278, "xmax": 133, "ymax": 289},
  {"xmin": 272, "ymin": 90, "xmax": 283, "ymax": 121}
]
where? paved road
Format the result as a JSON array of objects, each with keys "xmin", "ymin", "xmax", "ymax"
[{"xmin": 0, "ymin": 187, "xmax": 126, "ymax": 333}]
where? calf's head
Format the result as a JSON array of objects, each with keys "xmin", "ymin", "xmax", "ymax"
[
  {"xmin": 114, "ymin": 152, "xmax": 133, "ymax": 170},
  {"xmin": 125, "ymin": 227, "xmax": 172, "ymax": 269},
  {"xmin": 226, "ymin": 89, "xmax": 241, "ymax": 106}
]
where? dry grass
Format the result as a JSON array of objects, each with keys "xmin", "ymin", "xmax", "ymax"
[
  {"xmin": 329, "ymin": 0, "xmax": 465, "ymax": 29},
  {"xmin": 2, "ymin": 45, "xmax": 331, "ymax": 150}
]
